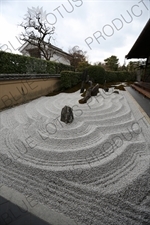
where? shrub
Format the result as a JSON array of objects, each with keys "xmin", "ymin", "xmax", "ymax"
[
  {"xmin": 105, "ymin": 71, "xmax": 118, "ymax": 83},
  {"xmin": 61, "ymin": 71, "xmax": 82, "ymax": 89},
  {"xmin": 105, "ymin": 71, "xmax": 136, "ymax": 83},
  {"xmin": 87, "ymin": 65, "xmax": 106, "ymax": 84},
  {"xmin": 56, "ymin": 63, "xmax": 74, "ymax": 73},
  {"xmin": 61, "ymin": 71, "xmax": 72, "ymax": 89},
  {"xmin": 0, "ymin": 51, "xmax": 73, "ymax": 74},
  {"xmin": 0, "ymin": 51, "xmax": 26, "ymax": 73}
]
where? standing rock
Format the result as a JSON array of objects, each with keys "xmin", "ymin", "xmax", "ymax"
[
  {"xmin": 104, "ymin": 87, "xmax": 109, "ymax": 92},
  {"xmin": 80, "ymin": 81, "xmax": 85, "ymax": 93},
  {"xmin": 85, "ymin": 75, "xmax": 90, "ymax": 83},
  {"xmin": 60, "ymin": 106, "xmax": 74, "ymax": 124},
  {"xmin": 85, "ymin": 87, "xmax": 92, "ymax": 99},
  {"xmin": 79, "ymin": 87, "xmax": 92, "ymax": 104},
  {"xmin": 91, "ymin": 83, "xmax": 99, "ymax": 96},
  {"xmin": 80, "ymin": 69, "xmax": 88, "ymax": 93}
]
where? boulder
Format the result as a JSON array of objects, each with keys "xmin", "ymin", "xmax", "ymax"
[
  {"xmin": 60, "ymin": 106, "xmax": 74, "ymax": 124},
  {"xmin": 85, "ymin": 87, "xmax": 92, "ymax": 99},
  {"xmin": 91, "ymin": 83, "xmax": 99, "ymax": 96},
  {"xmin": 103, "ymin": 87, "xmax": 109, "ymax": 92},
  {"xmin": 79, "ymin": 87, "xmax": 92, "ymax": 104},
  {"xmin": 113, "ymin": 90, "xmax": 119, "ymax": 94}
]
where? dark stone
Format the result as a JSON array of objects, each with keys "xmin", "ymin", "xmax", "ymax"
[
  {"xmin": 79, "ymin": 87, "xmax": 92, "ymax": 103},
  {"xmin": 79, "ymin": 81, "xmax": 99, "ymax": 104},
  {"xmin": 60, "ymin": 106, "xmax": 74, "ymax": 124},
  {"xmin": 85, "ymin": 75, "xmax": 90, "ymax": 83},
  {"xmin": 91, "ymin": 83, "xmax": 99, "ymax": 96},
  {"xmin": 80, "ymin": 81, "xmax": 85, "ymax": 93},
  {"xmin": 80, "ymin": 69, "xmax": 88, "ymax": 93},
  {"xmin": 113, "ymin": 90, "xmax": 119, "ymax": 94},
  {"xmin": 85, "ymin": 87, "xmax": 92, "ymax": 99},
  {"xmin": 88, "ymin": 80, "xmax": 93, "ymax": 87},
  {"xmin": 104, "ymin": 87, "xmax": 109, "ymax": 92},
  {"xmin": 82, "ymin": 69, "xmax": 88, "ymax": 81}
]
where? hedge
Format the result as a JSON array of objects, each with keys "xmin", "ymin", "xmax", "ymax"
[
  {"xmin": 105, "ymin": 71, "xmax": 136, "ymax": 83},
  {"xmin": 0, "ymin": 51, "xmax": 73, "ymax": 74},
  {"xmin": 86, "ymin": 66, "xmax": 135, "ymax": 84},
  {"xmin": 87, "ymin": 65, "xmax": 106, "ymax": 84},
  {"xmin": 60, "ymin": 71, "xmax": 82, "ymax": 89},
  {"xmin": 60, "ymin": 68, "xmax": 136, "ymax": 90}
]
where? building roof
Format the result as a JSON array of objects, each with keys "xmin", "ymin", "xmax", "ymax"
[
  {"xmin": 126, "ymin": 19, "xmax": 150, "ymax": 59},
  {"xmin": 19, "ymin": 41, "xmax": 71, "ymax": 57}
]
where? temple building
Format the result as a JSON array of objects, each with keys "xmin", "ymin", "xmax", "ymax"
[{"xmin": 126, "ymin": 19, "xmax": 150, "ymax": 98}]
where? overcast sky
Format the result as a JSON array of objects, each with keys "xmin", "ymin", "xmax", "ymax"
[{"xmin": 0, "ymin": 0, "xmax": 150, "ymax": 66}]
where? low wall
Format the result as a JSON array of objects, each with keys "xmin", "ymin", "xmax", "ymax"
[{"xmin": 0, "ymin": 77, "xmax": 60, "ymax": 110}]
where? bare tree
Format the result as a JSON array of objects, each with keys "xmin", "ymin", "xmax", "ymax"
[
  {"xmin": 19, "ymin": 7, "xmax": 55, "ymax": 60},
  {"xmin": 68, "ymin": 46, "xmax": 88, "ymax": 70}
]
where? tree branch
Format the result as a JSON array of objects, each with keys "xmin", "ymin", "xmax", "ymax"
[{"xmin": 19, "ymin": 7, "xmax": 55, "ymax": 60}]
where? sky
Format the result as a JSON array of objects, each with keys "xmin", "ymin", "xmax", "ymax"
[{"xmin": 0, "ymin": 0, "xmax": 150, "ymax": 66}]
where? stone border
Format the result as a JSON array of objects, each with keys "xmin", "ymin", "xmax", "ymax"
[{"xmin": 125, "ymin": 88, "xmax": 150, "ymax": 144}]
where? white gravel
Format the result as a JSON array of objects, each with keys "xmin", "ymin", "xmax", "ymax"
[{"xmin": 0, "ymin": 89, "xmax": 150, "ymax": 225}]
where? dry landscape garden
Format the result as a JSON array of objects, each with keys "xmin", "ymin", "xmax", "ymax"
[
  {"xmin": 0, "ymin": 10, "xmax": 150, "ymax": 224},
  {"xmin": 0, "ymin": 4, "xmax": 150, "ymax": 225},
  {"xmin": 0, "ymin": 74, "xmax": 150, "ymax": 224}
]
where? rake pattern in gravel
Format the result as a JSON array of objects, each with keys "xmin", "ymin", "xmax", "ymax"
[{"xmin": 0, "ymin": 90, "xmax": 150, "ymax": 225}]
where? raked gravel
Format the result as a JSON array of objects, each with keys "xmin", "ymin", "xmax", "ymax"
[{"xmin": 0, "ymin": 89, "xmax": 150, "ymax": 225}]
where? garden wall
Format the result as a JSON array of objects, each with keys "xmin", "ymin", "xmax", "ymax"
[{"xmin": 0, "ymin": 77, "xmax": 60, "ymax": 110}]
